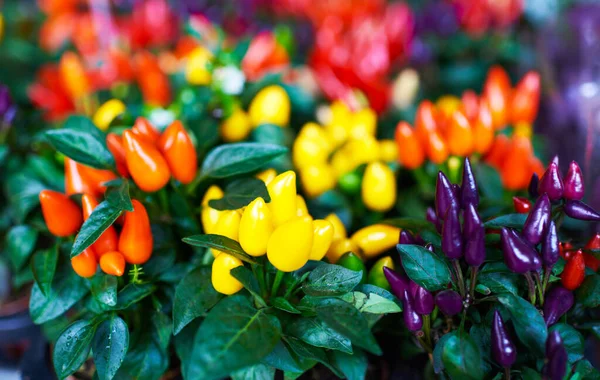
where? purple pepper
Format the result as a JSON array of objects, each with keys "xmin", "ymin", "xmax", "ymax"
[
  {"xmin": 551, "ymin": 155, "xmax": 559, "ymax": 166},
  {"xmin": 452, "ymin": 184, "xmax": 461, "ymax": 203},
  {"xmin": 399, "ymin": 230, "xmax": 416, "ymax": 245},
  {"xmin": 383, "ymin": 267, "xmax": 408, "ymax": 299},
  {"xmin": 442, "ymin": 205, "xmax": 463, "ymax": 260},
  {"xmin": 426, "ymin": 207, "xmax": 442, "ymax": 232},
  {"xmin": 522, "ymin": 194, "xmax": 551, "ymax": 245},
  {"xmin": 463, "ymin": 203, "xmax": 482, "ymax": 239},
  {"xmin": 402, "ymin": 289, "xmax": 423, "ymax": 331},
  {"xmin": 541, "ymin": 221, "xmax": 559, "ymax": 267},
  {"xmin": 543, "ymin": 286, "xmax": 574, "ymax": 326},
  {"xmin": 460, "ymin": 157, "xmax": 479, "ymax": 208},
  {"xmin": 528, "ymin": 173, "xmax": 539, "ymax": 199},
  {"xmin": 564, "ymin": 200, "xmax": 600, "ymax": 221},
  {"xmin": 411, "ymin": 283, "xmax": 434, "ymax": 315},
  {"xmin": 436, "ymin": 171, "xmax": 457, "ymax": 220},
  {"xmin": 491, "ymin": 310, "xmax": 517, "ymax": 368},
  {"xmin": 544, "ymin": 330, "xmax": 568, "ymax": 380},
  {"xmin": 0, "ymin": 85, "xmax": 16, "ymax": 126},
  {"xmin": 435, "ymin": 290, "xmax": 463, "ymax": 316},
  {"xmin": 465, "ymin": 227, "xmax": 485, "ymax": 268},
  {"xmin": 538, "ymin": 162, "xmax": 564, "ymax": 201},
  {"xmin": 563, "ymin": 161, "xmax": 584, "ymax": 200},
  {"xmin": 500, "ymin": 228, "xmax": 542, "ymax": 273}
]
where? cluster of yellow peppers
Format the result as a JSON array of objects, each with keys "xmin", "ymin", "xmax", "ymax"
[{"xmin": 292, "ymin": 101, "xmax": 398, "ymax": 211}]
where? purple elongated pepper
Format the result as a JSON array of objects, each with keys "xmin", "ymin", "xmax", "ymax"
[
  {"xmin": 436, "ymin": 171, "xmax": 457, "ymax": 220},
  {"xmin": 426, "ymin": 207, "xmax": 442, "ymax": 232},
  {"xmin": 442, "ymin": 205, "xmax": 463, "ymax": 260},
  {"xmin": 500, "ymin": 228, "xmax": 542, "ymax": 273},
  {"xmin": 435, "ymin": 290, "xmax": 463, "ymax": 316},
  {"xmin": 383, "ymin": 267, "xmax": 408, "ymax": 299},
  {"xmin": 0, "ymin": 86, "xmax": 16, "ymax": 126},
  {"xmin": 545, "ymin": 330, "xmax": 568, "ymax": 380},
  {"xmin": 410, "ymin": 283, "xmax": 434, "ymax": 315},
  {"xmin": 402, "ymin": 289, "xmax": 423, "ymax": 331},
  {"xmin": 465, "ymin": 227, "xmax": 485, "ymax": 267},
  {"xmin": 538, "ymin": 162, "xmax": 564, "ymax": 201},
  {"xmin": 399, "ymin": 230, "xmax": 416, "ymax": 245},
  {"xmin": 460, "ymin": 157, "xmax": 479, "ymax": 208},
  {"xmin": 563, "ymin": 161, "xmax": 584, "ymax": 200},
  {"xmin": 522, "ymin": 194, "xmax": 551, "ymax": 245},
  {"xmin": 491, "ymin": 310, "xmax": 517, "ymax": 368},
  {"xmin": 564, "ymin": 200, "xmax": 600, "ymax": 222},
  {"xmin": 541, "ymin": 221, "xmax": 559, "ymax": 267},
  {"xmin": 463, "ymin": 203, "xmax": 482, "ymax": 239},
  {"xmin": 528, "ymin": 173, "xmax": 539, "ymax": 199},
  {"xmin": 543, "ymin": 286, "xmax": 574, "ymax": 326}
]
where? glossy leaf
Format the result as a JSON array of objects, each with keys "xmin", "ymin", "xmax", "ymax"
[
  {"xmin": 200, "ymin": 143, "xmax": 287, "ymax": 179},
  {"xmin": 483, "ymin": 214, "xmax": 528, "ymax": 229},
  {"xmin": 477, "ymin": 271, "xmax": 520, "ymax": 295},
  {"xmin": 330, "ymin": 349, "xmax": 368, "ymax": 380},
  {"xmin": 231, "ymin": 364, "xmax": 275, "ymax": 380},
  {"xmin": 53, "ymin": 319, "xmax": 98, "ymax": 379},
  {"xmin": 549, "ymin": 324, "xmax": 584, "ymax": 365},
  {"xmin": 442, "ymin": 333, "xmax": 483, "ymax": 380},
  {"xmin": 105, "ymin": 179, "xmax": 134, "ymax": 212},
  {"xmin": 112, "ymin": 283, "xmax": 156, "ymax": 310},
  {"xmin": 433, "ymin": 332, "xmax": 456, "ymax": 374},
  {"xmin": 31, "ymin": 246, "xmax": 58, "ymax": 297},
  {"xmin": 209, "ymin": 178, "xmax": 271, "ymax": 210},
  {"xmin": 231, "ymin": 266, "xmax": 266, "ymax": 307},
  {"xmin": 272, "ymin": 297, "xmax": 300, "ymax": 314},
  {"xmin": 576, "ymin": 274, "xmax": 600, "ymax": 308},
  {"xmin": 93, "ymin": 314, "xmax": 129, "ymax": 380},
  {"xmin": 6, "ymin": 225, "xmax": 38, "ymax": 270},
  {"xmin": 262, "ymin": 341, "xmax": 306, "ymax": 373},
  {"xmin": 303, "ymin": 264, "xmax": 363, "ymax": 297},
  {"xmin": 284, "ymin": 336, "xmax": 343, "ymax": 377},
  {"xmin": 71, "ymin": 201, "xmax": 122, "ymax": 258},
  {"xmin": 497, "ymin": 293, "xmax": 548, "ymax": 356},
  {"xmin": 182, "ymin": 234, "xmax": 257, "ymax": 264},
  {"xmin": 397, "ymin": 244, "xmax": 452, "ymax": 291},
  {"xmin": 288, "ymin": 317, "xmax": 353, "ymax": 353},
  {"xmin": 340, "ymin": 291, "xmax": 402, "ymax": 314},
  {"xmin": 89, "ymin": 274, "xmax": 118, "ymax": 307}
]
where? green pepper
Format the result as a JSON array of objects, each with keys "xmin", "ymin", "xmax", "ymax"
[
  {"xmin": 367, "ymin": 256, "xmax": 395, "ymax": 291},
  {"xmin": 337, "ymin": 252, "xmax": 366, "ymax": 283}
]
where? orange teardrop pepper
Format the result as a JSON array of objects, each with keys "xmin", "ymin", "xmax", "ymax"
[
  {"xmin": 118, "ymin": 199, "xmax": 153, "ymax": 264},
  {"xmin": 71, "ymin": 247, "xmax": 97, "ymax": 278},
  {"xmin": 510, "ymin": 71, "xmax": 540, "ymax": 124},
  {"xmin": 59, "ymin": 51, "xmax": 89, "ymax": 101},
  {"xmin": 461, "ymin": 90, "xmax": 480, "ymax": 122},
  {"xmin": 483, "ymin": 65, "xmax": 512, "ymax": 130},
  {"xmin": 472, "ymin": 99, "xmax": 494, "ymax": 154},
  {"xmin": 395, "ymin": 121, "xmax": 425, "ymax": 169},
  {"xmin": 446, "ymin": 110, "xmax": 474, "ymax": 157},
  {"xmin": 157, "ymin": 120, "xmax": 197, "ymax": 184},
  {"xmin": 425, "ymin": 130, "xmax": 449, "ymax": 164},
  {"xmin": 78, "ymin": 165, "xmax": 117, "ymax": 194},
  {"xmin": 99, "ymin": 251, "xmax": 126, "ymax": 276},
  {"xmin": 484, "ymin": 134, "xmax": 510, "ymax": 169},
  {"xmin": 39, "ymin": 190, "xmax": 82, "ymax": 236},
  {"xmin": 134, "ymin": 51, "xmax": 171, "ymax": 107},
  {"xmin": 81, "ymin": 194, "xmax": 118, "ymax": 257},
  {"xmin": 65, "ymin": 157, "xmax": 96, "ymax": 196},
  {"xmin": 415, "ymin": 100, "xmax": 438, "ymax": 145},
  {"xmin": 132, "ymin": 117, "xmax": 160, "ymax": 144},
  {"xmin": 501, "ymin": 136, "xmax": 533, "ymax": 190},
  {"xmin": 106, "ymin": 133, "xmax": 129, "ymax": 177},
  {"xmin": 122, "ymin": 129, "xmax": 171, "ymax": 192}
]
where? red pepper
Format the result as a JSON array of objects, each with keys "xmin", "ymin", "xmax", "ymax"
[
  {"xmin": 106, "ymin": 133, "xmax": 129, "ymax": 177},
  {"xmin": 39, "ymin": 190, "xmax": 83, "ymax": 237},
  {"xmin": 559, "ymin": 242, "xmax": 574, "ymax": 261},
  {"xmin": 583, "ymin": 233, "xmax": 600, "ymax": 272},
  {"xmin": 132, "ymin": 117, "xmax": 160, "ymax": 144},
  {"xmin": 157, "ymin": 120, "xmax": 197, "ymax": 184},
  {"xmin": 561, "ymin": 250, "xmax": 586, "ymax": 290},
  {"xmin": 512, "ymin": 196, "xmax": 531, "ymax": 214}
]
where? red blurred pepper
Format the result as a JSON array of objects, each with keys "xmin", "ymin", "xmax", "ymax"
[
  {"xmin": 39, "ymin": 190, "xmax": 82, "ymax": 237},
  {"xmin": 510, "ymin": 71, "xmax": 540, "ymax": 125},
  {"xmin": 158, "ymin": 120, "xmax": 198, "ymax": 184},
  {"xmin": 242, "ymin": 32, "xmax": 290, "ymax": 81},
  {"xmin": 483, "ymin": 66, "xmax": 511, "ymax": 130},
  {"xmin": 583, "ymin": 233, "xmax": 600, "ymax": 272},
  {"xmin": 561, "ymin": 250, "xmax": 586, "ymax": 290},
  {"xmin": 134, "ymin": 51, "xmax": 171, "ymax": 107},
  {"xmin": 106, "ymin": 133, "xmax": 129, "ymax": 177}
]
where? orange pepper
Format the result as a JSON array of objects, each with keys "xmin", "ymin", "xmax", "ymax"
[
  {"xmin": 446, "ymin": 110, "xmax": 474, "ymax": 157},
  {"xmin": 425, "ymin": 130, "xmax": 449, "ymax": 164},
  {"xmin": 81, "ymin": 194, "xmax": 118, "ymax": 257},
  {"xmin": 415, "ymin": 100, "xmax": 438, "ymax": 145},
  {"xmin": 106, "ymin": 133, "xmax": 129, "ymax": 177},
  {"xmin": 78, "ymin": 165, "xmax": 117, "ymax": 194},
  {"xmin": 122, "ymin": 129, "xmax": 171, "ymax": 192},
  {"xmin": 395, "ymin": 121, "xmax": 425, "ymax": 169},
  {"xmin": 39, "ymin": 190, "xmax": 82, "ymax": 237},
  {"xmin": 59, "ymin": 51, "xmax": 89, "ymax": 100},
  {"xmin": 510, "ymin": 71, "xmax": 540, "ymax": 124},
  {"xmin": 529, "ymin": 156, "xmax": 545, "ymax": 179},
  {"xmin": 157, "ymin": 120, "xmax": 197, "ymax": 184},
  {"xmin": 118, "ymin": 199, "xmax": 153, "ymax": 264},
  {"xmin": 461, "ymin": 90, "xmax": 479, "ymax": 122},
  {"xmin": 132, "ymin": 117, "xmax": 160, "ymax": 144},
  {"xmin": 500, "ymin": 136, "xmax": 533, "ymax": 190},
  {"xmin": 484, "ymin": 134, "xmax": 510, "ymax": 169},
  {"xmin": 71, "ymin": 247, "xmax": 97, "ymax": 278},
  {"xmin": 99, "ymin": 251, "xmax": 126, "ymax": 276},
  {"xmin": 65, "ymin": 157, "xmax": 96, "ymax": 196},
  {"xmin": 472, "ymin": 99, "xmax": 494, "ymax": 154},
  {"xmin": 134, "ymin": 51, "xmax": 171, "ymax": 107},
  {"xmin": 483, "ymin": 65, "xmax": 512, "ymax": 130}
]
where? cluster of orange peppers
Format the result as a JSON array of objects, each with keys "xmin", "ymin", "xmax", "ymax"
[{"xmin": 395, "ymin": 66, "xmax": 542, "ymax": 190}]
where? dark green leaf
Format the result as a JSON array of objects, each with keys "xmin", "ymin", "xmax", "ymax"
[
  {"xmin": 576, "ymin": 274, "xmax": 600, "ymax": 308},
  {"xmin": 433, "ymin": 332, "xmax": 456, "ymax": 374},
  {"xmin": 288, "ymin": 317, "xmax": 352, "ymax": 354},
  {"xmin": 520, "ymin": 367, "xmax": 542, "ymax": 380},
  {"xmin": 442, "ymin": 333, "xmax": 483, "ymax": 380},
  {"xmin": 330, "ymin": 349, "xmax": 368, "ymax": 380},
  {"xmin": 5, "ymin": 173, "xmax": 46, "ymax": 222},
  {"xmin": 303, "ymin": 264, "xmax": 363, "ymax": 297},
  {"xmin": 93, "ymin": 315, "xmax": 129, "ymax": 380},
  {"xmin": 497, "ymin": 293, "xmax": 548, "ymax": 356},
  {"xmin": 572, "ymin": 359, "xmax": 600, "ymax": 380},
  {"xmin": 187, "ymin": 295, "xmax": 282, "ymax": 379},
  {"xmin": 209, "ymin": 178, "xmax": 270, "ymax": 210},
  {"xmin": 152, "ymin": 312, "xmax": 172, "ymax": 351},
  {"xmin": 45, "ymin": 116, "xmax": 115, "ymax": 169},
  {"xmin": 262, "ymin": 341, "xmax": 305, "ymax": 373},
  {"xmin": 272, "ymin": 297, "xmax": 300, "ymax": 314},
  {"xmin": 284, "ymin": 336, "xmax": 343, "ymax": 378},
  {"xmin": 173, "ymin": 267, "xmax": 223, "ymax": 335},
  {"xmin": 26, "ymin": 155, "xmax": 64, "ymax": 191},
  {"xmin": 182, "ymin": 234, "xmax": 257, "ymax": 264},
  {"xmin": 231, "ymin": 364, "xmax": 275, "ymax": 380},
  {"xmin": 6, "ymin": 225, "xmax": 38, "ymax": 270},
  {"xmin": 483, "ymin": 214, "xmax": 528, "ymax": 229},
  {"xmin": 31, "ymin": 247, "xmax": 59, "ymax": 297},
  {"xmin": 477, "ymin": 271, "xmax": 520, "ymax": 295},
  {"xmin": 72, "ymin": 201, "xmax": 122, "ymax": 258},
  {"xmin": 89, "ymin": 274, "xmax": 118, "ymax": 307},
  {"xmin": 397, "ymin": 244, "xmax": 452, "ymax": 291},
  {"xmin": 381, "ymin": 217, "xmax": 435, "ymax": 232},
  {"xmin": 340, "ymin": 291, "xmax": 402, "ymax": 314},
  {"xmin": 112, "ymin": 283, "xmax": 156, "ymax": 310},
  {"xmin": 200, "ymin": 142, "xmax": 287, "ymax": 179},
  {"xmin": 114, "ymin": 334, "xmax": 167, "ymax": 380},
  {"xmin": 105, "ymin": 179, "xmax": 133, "ymax": 211},
  {"xmin": 475, "ymin": 164, "xmax": 503, "ymax": 200},
  {"xmin": 549, "ymin": 324, "xmax": 584, "ymax": 365},
  {"xmin": 175, "ymin": 320, "xmax": 200, "ymax": 377},
  {"xmin": 231, "ymin": 266, "xmax": 266, "ymax": 307},
  {"xmin": 53, "ymin": 319, "xmax": 98, "ymax": 379}
]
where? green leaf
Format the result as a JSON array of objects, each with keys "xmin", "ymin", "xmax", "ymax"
[
  {"xmin": 89, "ymin": 274, "xmax": 118, "ymax": 307},
  {"xmin": 30, "ymin": 260, "xmax": 88, "ymax": 324},
  {"xmin": 477, "ymin": 271, "xmax": 520, "ymax": 295},
  {"xmin": 175, "ymin": 320, "xmax": 200, "ymax": 377},
  {"xmin": 330, "ymin": 349, "xmax": 368, "ymax": 380},
  {"xmin": 231, "ymin": 364, "xmax": 275, "ymax": 380},
  {"xmin": 475, "ymin": 164, "xmax": 503, "ymax": 200},
  {"xmin": 93, "ymin": 315, "xmax": 129, "ymax": 380},
  {"xmin": 272, "ymin": 297, "xmax": 301, "ymax": 314},
  {"xmin": 6, "ymin": 225, "xmax": 38, "ymax": 270},
  {"xmin": 26, "ymin": 155, "xmax": 64, "ymax": 191},
  {"xmin": 200, "ymin": 142, "xmax": 287, "ymax": 179},
  {"xmin": 381, "ymin": 217, "xmax": 435, "ymax": 232},
  {"xmin": 53, "ymin": 319, "xmax": 98, "ymax": 379},
  {"xmin": 105, "ymin": 179, "xmax": 133, "ymax": 211},
  {"xmin": 114, "ymin": 334, "xmax": 167, "ymax": 380},
  {"xmin": 397, "ymin": 244, "xmax": 452, "ymax": 291},
  {"xmin": 209, "ymin": 178, "xmax": 270, "ymax": 210},
  {"xmin": 284, "ymin": 336, "xmax": 343, "ymax": 378},
  {"xmin": 303, "ymin": 263, "xmax": 363, "ymax": 297},
  {"xmin": 572, "ymin": 359, "xmax": 600, "ymax": 380},
  {"xmin": 313, "ymin": 298, "xmax": 381, "ymax": 355},
  {"xmin": 46, "ymin": 115, "xmax": 115, "ymax": 169},
  {"xmin": 187, "ymin": 295, "xmax": 282, "ymax": 379},
  {"xmin": 231, "ymin": 266, "xmax": 266, "ymax": 307},
  {"xmin": 112, "ymin": 283, "xmax": 156, "ymax": 310},
  {"xmin": 152, "ymin": 312, "xmax": 172, "ymax": 351},
  {"xmin": 549, "ymin": 324, "xmax": 584, "ymax": 365},
  {"xmin": 262, "ymin": 341, "xmax": 305, "ymax": 373},
  {"xmin": 497, "ymin": 293, "xmax": 548, "ymax": 356},
  {"xmin": 340, "ymin": 291, "xmax": 402, "ymax": 314},
  {"xmin": 182, "ymin": 234, "xmax": 257, "ymax": 264},
  {"xmin": 71, "ymin": 201, "xmax": 122, "ymax": 258},
  {"xmin": 442, "ymin": 333, "xmax": 483, "ymax": 380},
  {"xmin": 288, "ymin": 317, "xmax": 352, "ymax": 354},
  {"xmin": 31, "ymin": 246, "xmax": 58, "ymax": 297},
  {"xmin": 520, "ymin": 367, "xmax": 542, "ymax": 380},
  {"xmin": 576, "ymin": 274, "xmax": 600, "ymax": 308},
  {"xmin": 433, "ymin": 332, "xmax": 456, "ymax": 374},
  {"xmin": 5, "ymin": 172, "xmax": 46, "ymax": 222},
  {"xmin": 483, "ymin": 214, "xmax": 528, "ymax": 229},
  {"xmin": 173, "ymin": 267, "xmax": 223, "ymax": 334}
]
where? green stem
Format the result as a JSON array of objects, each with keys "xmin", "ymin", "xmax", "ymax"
[
  {"xmin": 542, "ymin": 265, "xmax": 552, "ymax": 292},
  {"xmin": 271, "ymin": 270, "xmax": 285, "ymax": 298},
  {"xmin": 505, "ymin": 367, "xmax": 511, "ymax": 380},
  {"xmin": 423, "ymin": 314, "xmax": 432, "ymax": 349},
  {"xmin": 253, "ymin": 265, "xmax": 266, "ymax": 298},
  {"xmin": 469, "ymin": 266, "xmax": 479, "ymax": 300},
  {"xmin": 453, "ymin": 260, "xmax": 466, "ymax": 298},
  {"xmin": 157, "ymin": 188, "xmax": 169, "ymax": 213},
  {"xmin": 533, "ymin": 271, "xmax": 545, "ymax": 306},
  {"xmin": 524, "ymin": 272, "xmax": 536, "ymax": 305}
]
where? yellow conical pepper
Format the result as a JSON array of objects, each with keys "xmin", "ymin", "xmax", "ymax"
[
  {"xmin": 348, "ymin": 108, "xmax": 377, "ymax": 140},
  {"xmin": 256, "ymin": 168, "xmax": 277, "ymax": 185},
  {"xmin": 367, "ymin": 256, "xmax": 395, "ymax": 291},
  {"xmin": 344, "ymin": 135, "xmax": 380, "ymax": 167},
  {"xmin": 211, "ymin": 253, "xmax": 243, "ymax": 295},
  {"xmin": 325, "ymin": 213, "xmax": 347, "ymax": 242},
  {"xmin": 267, "ymin": 171, "xmax": 297, "ymax": 226},
  {"xmin": 326, "ymin": 238, "xmax": 359, "ymax": 264},
  {"xmin": 267, "ymin": 216, "xmax": 313, "ymax": 272},
  {"xmin": 221, "ymin": 107, "xmax": 252, "ymax": 142},
  {"xmin": 249, "ymin": 85, "xmax": 290, "ymax": 127},
  {"xmin": 309, "ymin": 220, "xmax": 334, "ymax": 261},
  {"xmin": 350, "ymin": 224, "xmax": 400, "ymax": 259},
  {"xmin": 201, "ymin": 185, "xmax": 224, "ymax": 234},
  {"xmin": 379, "ymin": 140, "xmax": 398, "ymax": 163},
  {"xmin": 362, "ymin": 162, "xmax": 397, "ymax": 212},
  {"xmin": 239, "ymin": 198, "xmax": 273, "ymax": 257},
  {"xmin": 186, "ymin": 46, "xmax": 213, "ymax": 85},
  {"xmin": 296, "ymin": 195, "xmax": 309, "ymax": 217},
  {"xmin": 93, "ymin": 99, "xmax": 126, "ymax": 131},
  {"xmin": 292, "ymin": 136, "xmax": 329, "ymax": 170},
  {"xmin": 212, "ymin": 210, "xmax": 241, "ymax": 257},
  {"xmin": 330, "ymin": 149, "xmax": 354, "ymax": 179},
  {"xmin": 300, "ymin": 164, "xmax": 336, "ymax": 198}
]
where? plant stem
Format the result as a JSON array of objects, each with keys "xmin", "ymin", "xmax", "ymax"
[
  {"xmin": 253, "ymin": 264, "xmax": 266, "ymax": 298},
  {"xmin": 505, "ymin": 367, "xmax": 511, "ymax": 380},
  {"xmin": 271, "ymin": 270, "xmax": 284, "ymax": 298},
  {"xmin": 417, "ymin": 335, "xmax": 433, "ymax": 354},
  {"xmin": 533, "ymin": 271, "xmax": 545, "ymax": 306},
  {"xmin": 423, "ymin": 314, "xmax": 432, "ymax": 349},
  {"xmin": 453, "ymin": 260, "xmax": 466, "ymax": 298},
  {"xmin": 469, "ymin": 266, "xmax": 479, "ymax": 300},
  {"xmin": 543, "ymin": 265, "xmax": 552, "ymax": 292},
  {"xmin": 524, "ymin": 272, "xmax": 536, "ymax": 305}
]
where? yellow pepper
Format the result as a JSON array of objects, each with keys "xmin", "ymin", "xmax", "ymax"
[
  {"xmin": 367, "ymin": 256, "xmax": 395, "ymax": 291},
  {"xmin": 221, "ymin": 107, "xmax": 252, "ymax": 142},
  {"xmin": 249, "ymin": 85, "xmax": 290, "ymax": 127},
  {"xmin": 309, "ymin": 220, "xmax": 334, "ymax": 261},
  {"xmin": 93, "ymin": 99, "xmax": 126, "ymax": 131},
  {"xmin": 211, "ymin": 253, "xmax": 243, "ymax": 295},
  {"xmin": 267, "ymin": 216, "xmax": 314, "ymax": 272},
  {"xmin": 436, "ymin": 95, "xmax": 461, "ymax": 117},
  {"xmin": 292, "ymin": 136, "xmax": 329, "ymax": 170},
  {"xmin": 300, "ymin": 164, "xmax": 336, "ymax": 198},
  {"xmin": 239, "ymin": 198, "xmax": 273, "ymax": 257},
  {"xmin": 362, "ymin": 162, "xmax": 397, "ymax": 212},
  {"xmin": 513, "ymin": 121, "xmax": 533, "ymax": 138},
  {"xmin": 212, "ymin": 210, "xmax": 241, "ymax": 257},
  {"xmin": 348, "ymin": 108, "xmax": 377, "ymax": 140},
  {"xmin": 296, "ymin": 195, "xmax": 309, "ymax": 217},
  {"xmin": 343, "ymin": 135, "xmax": 380, "ymax": 167},
  {"xmin": 379, "ymin": 139, "xmax": 398, "ymax": 163},
  {"xmin": 330, "ymin": 149, "xmax": 355, "ymax": 179},
  {"xmin": 350, "ymin": 224, "xmax": 400, "ymax": 259},
  {"xmin": 0, "ymin": 14, "xmax": 3, "ymax": 42},
  {"xmin": 326, "ymin": 238, "xmax": 359, "ymax": 264},
  {"xmin": 324, "ymin": 120, "xmax": 348, "ymax": 148},
  {"xmin": 256, "ymin": 168, "xmax": 277, "ymax": 185},
  {"xmin": 267, "ymin": 171, "xmax": 297, "ymax": 226},
  {"xmin": 59, "ymin": 52, "xmax": 89, "ymax": 101},
  {"xmin": 201, "ymin": 185, "xmax": 224, "ymax": 234},
  {"xmin": 186, "ymin": 46, "xmax": 213, "ymax": 85},
  {"xmin": 325, "ymin": 213, "xmax": 347, "ymax": 242}
]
